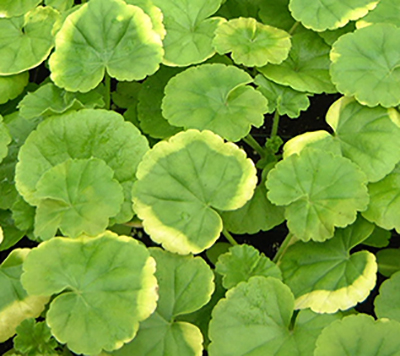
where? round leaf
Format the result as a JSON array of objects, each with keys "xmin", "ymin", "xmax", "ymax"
[
  {"xmin": 289, "ymin": 0, "xmax": 378, "ymax": 31},
  {"xmin": 326, "ymin": 96, "xmax": 400, "ymax": 182},
  {"xmin": 132, "ymin": 129, "xmax": 257, "ymax": 254},
  {"xmin": 357, "ymin": 0, "xmax": 400, "ymax": 29},
  {"xmin": 0, "ymin": 73, "xmax": 29, "ymax": 105},
  {"xmin": 162, "ymin": 64, "xmax": 268, "ymax": 142},
  {"xmin": 330, "ymin": 24, "xmax": 400, "ymax": 107},
  {"xmin": 0, "ymin": 0, "xmax": 41, "ymax": 18},
  {"xmin": 49, "ymin": 0, "xmax": 163, "ymax": 92},
  {"xmin": 375, "ymin": 271, "xmax": 400, "ymax": 322},
  {"xmin": 0, "ymin": 6, "xmax": 59, "ymax": 75},
  {"xmin": 259, "ymin": 30, "xmax": 336, "ymax": 94},
  {"xmin": 212, "ymin": 17, "xmax": 291, "ymax": 67},
  {"xmin": 266, "ymin": 148, "xmax": 369, "ymax": 242},
  {"xmin": 314, "ymin": 314, "xmax": 400, "ymax": 356},
  {"xmin": 280, "ymin": 217, "xmax": 377, "ymax": 313},
  {"xmin": 21, "ymin": 232, "xmax": 158, "ymax": 355}
]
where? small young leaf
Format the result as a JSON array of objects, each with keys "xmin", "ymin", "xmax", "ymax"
[
  {"xmin": 0, "ymin": 73, "xmax": 29, "ymax": 105},
  {"xmin": 21, "ymin": 232, "xmax": 158, "ymax": 355},
  {"xmin": 215, "ymin": 244, "xmax": 282, "ymax": 289},
  {"xmin": 375, "ymin": 271, "xmax": 400, "ymax": 322},
  {"xmin": 162, "ymin": 64, "xmax": 268, "ymax": 142},
  {"xmin": 132, "ymin": 129, "xmax": 257, "ymax": 254},
  {"xmin": 376, "ymin": 248, "xmax": 400, "ymax": 277}
]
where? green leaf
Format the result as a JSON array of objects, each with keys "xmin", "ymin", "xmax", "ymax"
[
  {"xmin": 45, "ymin": 0, "xmax": 74, "ymax": 12},
  {"xmin": 112, "ymin": 81, "xmax": 142, "ymax": 110},
  {"xmin": 326, "ymin": 96, "xmax": 400, "ymax": 182},
  {"xmin": 152, "ymin": 0, "xmax": 224, "ymax": 66},
  {"xmin": 132, "ymin": 129, "xmax": 257, "ymax": 254},
  {"xmin": 258, "ymin": 0, "xmax": 296, "ymax": 31},
  {"xmin": 0, "ymin": 0, "xmax": 41, "ymax": 18},
  {"xmin": 362, "ymin": 164, "xmax": 400, "ymax": 232},
  {"xmin": 330, "ymin": 23, "xmax": 400, "ymax": 108},
  {"xmin": 208, "ymin": 276, "xmax": 340, "ymax": 356},
  {"xmin": 259, "ymin": 30, "xmax": 336, "ymax": 94},
  {"xmin": 162, "ymin": 64, "xmax": 268, "ymax": 142},
  {"xmin": 0, "ymin": 7, "xmax": 60, "ymax": 75},
  {"xmin": 280, "ymin": 217, "xmax": 377, "ymax": 313},
  {"xmin": 318, "ymin": 22, "xmax": 356, "ymax": 46},
  {"xmin": 266, "ymin": 148, "xmax": 369, "ymax": 242},
  {"xmin": 14, "ymin": 318, "xmax": 58, "ymax": 356},
  {"xmin": 376, "ymin": 248, "xmax": 400, "ymax": 277},
  {"xmin": 18, "ymin": 82, "xmax": 105, "ymax": 120},
  {"xmin": 221, "ymin": 183, "xmax": 285, "ymax": 234},
  {"xmin": 216, "ymin": 0, "xmax": 262, "ymax": 20},
  {"xmin": 0, "ymin": 115, "xmax": 11, "ymax": 164},
  {"xmin": 0, "ymin": 210, "xmax": 26, "ymax": 251},
  {"xmin": 0, "ymin": 249, "xmax": 49, "ymax": 343},
  {"xmin": 357, "ymin": 0, "xmax": 400, "ymax": 29},
  {"xmin": 11, "ymin": 195, "xmax": 35, "ymax": 233},
  {"xmin": 112, "ymin": 248, "xmax": 214, "ymax": 356},
  {"xmin": 314, "ymin": 314, "xmax": 400, "ymax": 356},
  {"xmin": 137, "ymin": 65, "xmax": 183, "ymax": 139},
  {"xmin": 15, "ymin": 109, "xmax": 149, "ymax": 224},
  {"xmin": 0, "ymin": 73, "xmax": 29, "ymax": 105},
  {"xmin": 212, "ymin": 17, "xmax": 291, "ymax": 67},
  {"xmin": 34, "ymin": 158, "xmax": 124, "ymax": 240},
  {"xmin": 289, "ymin": 0, "xmax": 378, "ymax": 31},
  {"xmin": 375, "ymin": 271, "xmax": 400, "ymax": 322},
  {"xmin": 49, "ymin": 0, "xmax": 163, "ymax": 92},
  {"xmin": 21, "ymin": 232, "xmax": 158, "ymax": 355},
  {"xmin": 215, "ymin": 244, "xmax": 282, "ymax": 289},
  {"xmin": 255, "ymin": 74, "xmax": 311, "ymax": 118},
  {"xmin": 362, "ymin": 226, "xmax": 390, "ymax": 248}
]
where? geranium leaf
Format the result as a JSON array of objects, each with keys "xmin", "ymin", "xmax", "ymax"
[
  {"xmin": 375, "ymin": 271, "xmax": 400, "ymax": 322},
  {"xmin": 255, "ymin": 74, "xmax": 311, "ymax": 118},
  {"xmin": 0, "ymin": 0, "xmax": 41, "ymax": 18},
  {"xmin": 357, "ymin": 0, "xmax": 400, "ymax": 29},
  {"xmin": 318, "ymin": 22, "xmax": 356, "ymax": 46},
  {"xmin": 21, "ymin": 232, "xmax": 158, "ymax": 355},
  {"xmin": 259, "ymin": 30, "xmax": 336, "ymax": 94},
  {"xmin": 215, "ymin": 244, "xmax": 282, "ymax": 289},
  {"xmin": 0, "ymin": 73, "xmax": 29, "ymax": 105},
  {"xmin": 212, "ymin": 17, "xmax": 291, "ymax": 67},
  {"xmin": 0, "ymin": 210, "xmax": 26, "ymax": 251},
  {"xmin": 152, "ymin": 0, "xmax": 224, "ymax": 66},
  {"xmin": 258, "ymin": 0, "xmax": 295, "ymax": 31},
  {"xmin": 362, "ymin": 164, "xmax": 400, "ymax": 233},
  {"xmin": 376, "ymin": 248, "xmax": 400, "ymax": 277},
  {"xmin": 34, "ymin": 158, "xmax": 124, "ymax": 240},
  {"xmin": 314, "ymin": 314, "xmax": 400, "ymax": 356},
  {"xmin": 266, "ymin": 148, "xmax": 369, "ymax": 242},
  {"xmin": 132, "ymin": 129, "xmax": 257, "ymax": 254},
  {"xmin": 162, "ymin": 64, "xmax": 268, "ymax": 142},
  {"xmin": 280, "ymin": 217, "xmax": 377, "ymax": 313},
  {"xmin": 216, "ymin": 0, "xmax": 262, "ymax": 20},
  {"xmin": 112, "ymin": 82, "xmax": 142, "ymax": 110},
  {"xmin": 0, "ymin": 7, "xmax": 60, "ymax": 75},
  {"xmin": 362, "ymin": 226, "xmax": 390, "ymax": 248},
  {"xmin": 208, "ymin": 276, "xmax": 340, "ymax": 356},
  {"xmin": 15, "ymin": 109, "xmax": 149, "ymax": 224},
  {"xmin": 45, "ymin": 0, "xmax": 74, "ymax": 12},
  {"xmin": 288, "ymin": 0, "xmax": 378, "ymax": 31},
  {"xmin": 111, "ymin": 248, "xmax": 214, "ymax": 356},
  {"xmin": 330, "ymin": 23, "xmax": 400, "ymax": 107},
  {"xmin": 0, "ymin": 116, "xmax": 11, "ymax": 164},
  {"xmin": 326, "ymin": 96, "xmax": 400, "ymax": 182},
  {"xmin": 11, "ymin": 195, "xmax": 35, "ymax": 233},
  {"xmin": 0, "ymin": 249, "xmax": 49, "ymax": 343},
  {"xmin": 49, "ymin": 0, "xmax": 163, "ymax": 92}
]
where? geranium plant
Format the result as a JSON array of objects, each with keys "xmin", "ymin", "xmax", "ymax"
[{"xmin": 1, "ymin": 0, "xmax": 400, "ymax": 355}]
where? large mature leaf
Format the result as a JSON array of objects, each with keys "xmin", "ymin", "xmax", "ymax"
[
  {"xmin": 212, "ymin": 17, "xmax": 291, "ymax": 67},
  {"xmin": 0, "ymin": 0, "xmax": 41, "ymax": 18},
  {"xmin": 132, "ymin": 129, "xmax": 257, "ymax": 254},
  {"xmin": 280, "ymin": 217, "xmax": 377, "ymax": 313},
  {"xmin": 162, "ymin": 64, "xmax": 268, "ymax": 142},
  {"xmin": 259, "ymin": 30, "xmax": 336, "ymax": 94},
  {"xmin": 326, "ymin": 96, "xmax": 400, "ymax": 182},
  {"xmin": 112, "ymin": 248, "xmax": 214, "ymax": 356},
  {"xmin": 314, "ymin": 314, "xmax": 400, "ymax": 356},
  {"xmin": 289, "ymin": 0, "xmax": 378, "ymax": 31},
  {"xmin": 49, "ymin": 0, "xmax": 163, "ymax": 92},
  {"xmin": 357, "ymin": 0, "xmax": 400, "ymax": 28},
  {"xmin": 21, "ymin": 232, "xmax": 158, "ymax": 355},
  {"xmin": 152, "ymin": 0, "xmax": 224, "ymax": 66},
  {"xmin": 266, "ymin": 148, "xmax": 369, "ymax": 242},
  {"xmin": 375, "ymin": 271, "xmax": 400, "ymax": 322},
  {"xmin": 330, "ymin": 23, "xmax": 400, "ymax": 107},
  {"xmin": 0, "ymin": 7, "xmax": 59, "ymax": 75},
  {"xmin": 0, "ymin": 73, "xmax": 29, "ymax": 105},
  {"xmin": 208, "ymin": 276, "xmax": 340, "ymax": 356},
  {"xmin": 15, "ymin": 109, "xmax": 149, "ymax": 223},
  {"xmin": 0, "ymin": 249, "xmax": 49, "ymax": 343}
]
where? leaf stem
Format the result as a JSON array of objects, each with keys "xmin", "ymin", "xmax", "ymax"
[
  {"xmin": 223, "ymin": 228, "xmax": 239, "ymax": 246},
  {"xmin": 104, "ymin": 72, "xmax": 111, "ymax": 110},
  {"xmin": 270, "ymin": 110, "xmax": 280, "ymax": 139},
  {"xmin": 273, "ymin": 232, "xmax": 295, "ymax": 264},
  {"xmin": 243, "ymin": 134, "xmax": 266, "ymax": 158},
  {"xmin": 288, "ymin": 21, "xmax": 300, "ymax": 35}
]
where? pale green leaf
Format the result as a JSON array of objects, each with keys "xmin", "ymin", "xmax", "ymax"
[
  {"xmin": 0, "ymin": 73, "xmax": 29, "ymax": 105},
  {"xmin": 357, "ymin": 0, "xmax": 400, "ymax": 29},
  {"xmin": 0, "ymin": 0, "xmax": 41, "ymax": 18}
]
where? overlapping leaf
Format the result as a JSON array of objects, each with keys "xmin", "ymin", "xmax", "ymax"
[
  {"xmin": 330, "ymin": 24, "xmax": 400, "ymax": 107},
  {"xmin": 162, "ymin": 64, "xmax": 268, "ymax": 142},
  {"xmin": 0, "ymin": 210, "xmax": 26, "ymax": 251},
  {"xmin": 376, "ymin": 248, "xmax": 400, "ymax": 277},
  {"xmin": 375, "ymin": 271, "xmax": 400, "ymax": 322},
  {"xmin": 132, "ymin": 129, "xmax": 257, "ymax": 254},
  {"xmin": 49, "ymin": 0, "xmax": 163, "ymax": 92},
  {"xmin": 45, "ymin": 0, "xmax": 74, "ymax": 12},
  {"xmin": 21, "ymin": 232, "xmax": 158, "ymax": 355},
  {"xmin": 266, "ymin": 148, "xmax": 369, "ymax": 241},
  {"xmin": 112, "ymin": 248, "xmax": 214, "ymax": 356},
  {"xmin": 0, "ymin": 73, "xmax": 29, "ymax": 105},
  {"xmin": 0, "ymin": 7, "xmax": 60, "ymax": 75},
  {"xmin": 258, "ymin": 0, "xmax": 295, "ymax": 31},
  {"xmin": 0, "ymin": 0, "xmax": 41, "ymax": 18},
  {"xmin": 216, "ymin": 0, "xmax": 262, "ymax": 20},
  {"xmin": 357, "ymin": 0, "xmax": 400, "ymax": 28},
  {"xmin": 0, "ymin": 116, "xmax": 11, "ymax": 164},
  {"xmin": 279, "ymin": 217, "xmax": 377, "ymax": 313}
]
